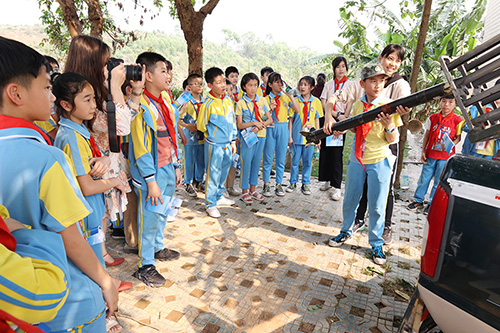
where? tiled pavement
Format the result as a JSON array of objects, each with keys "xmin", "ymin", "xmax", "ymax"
[{"xmin": 106, "ymin": 171, "xmax": 426, "ymax": 333}]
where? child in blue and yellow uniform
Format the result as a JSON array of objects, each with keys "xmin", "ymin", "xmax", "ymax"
[
  {"xmin": 328, "ymin": 65, "xmax": 407, "ymax": 266},
  {"xmin": 287, "ymin": 76, "xmax": 323, "ymax": 195},
  {"xmin": 197, "ymin": 67, "xmax": 238, "ymax": 218},
  {"xmin": 53, "ymin": 73, "xmax": 126, "ymax": 267},
  {"xmin": 179, "ymin": 73, "xmax": 205, "ymax": 196},
  {"xmin": 0, "ymin": 36, "xmax": 116, "ymax": 333},
  {"xmin": 236, "ymin": 73, "xmax": 273, "ymax": 203},
  {"xmin": 129, "ymin": 52, "xmax": 183, "ymax": 287},
  {"xmin": 262, "ymin": 72, "xmax": 301, "ymax": 197},
  {"xmin": 257, "ymin": 66, "xmax": 274, "ymax": 97}
]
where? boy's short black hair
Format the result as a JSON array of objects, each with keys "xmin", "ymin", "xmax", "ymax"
[
  {"xmin": 240, "ymin": 73, "xmax": 259, "ymax": 93},
  {"xmin": 182, "ymin": 79, "xmax": 189, "ymax": 90},
  {"xmin": 299, "ymin": 75, "xmax": 315, "ymax": 88},
  {"xmin": 205, "ymin": 67, "xmax": 224, "ymax": 85},
  {"xmin": 165, "ymin": 60, "xmax": 173, "ymax": 71},
  {"xmin": 135, "ymin": 52, "xmax": 166, "ymax": 73},
  {"xmin": 187, "ymin": 73, "xmax": 202, "ymax": 85},
  {"xmin": 332, "ymin": 56, "xmax": 349, "ymax": 73},
  {"xmin": 442, "ymin": 93, "xmax": 455, "ymax": 100},
  {"xmin": 0, "ymin": 37, "xmax": 50, "ymax": 108},
  {"xmin": 225, "ymin": 66, "xmax": 239, "ymax": 77},
  {"xmin": 380, "ymin": 44, "xmax": 405, "ymax": 62},
  {"xmin": 261, "ymin": 66, "xmax": 274, "ymax": 77},
  {"xmin": 44, "ymin": 55, "xmax": 60, "ymax": 70}
]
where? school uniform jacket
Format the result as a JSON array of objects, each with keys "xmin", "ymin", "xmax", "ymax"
[{"xmin": 197, "ymin": 93, "xmax": 237, "ymax": 145}]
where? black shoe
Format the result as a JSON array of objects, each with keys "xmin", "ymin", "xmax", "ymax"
[
  {"xmin": 270, "ymin": 170, "xmax": 276, "ymax": 176},
  {"xmin": 194, "ymin": 180, "xmax": 205, "ymax": 192},
  {"xmin": 423, "ymin": 204, "xmax": 430, "ymax": 215},
  {"xmin": 133, "ymin": 265, "xmax": 166, "ymax": 287},
  {"xmin": 407, "ymin": 201, "xmax": 424, "ymax": 211},
  {"xmin": 382, "ymin": 227, "xmax": 392, "ymax": 245},
  {"xmin": 154, "ymin": 248, "xmax": 180, "ymax": 261},
  {"xmin": 352, "ymin": 219, "xmax": 366, "ymax": 234},
  {"xmin": 111, "ymin": 228, "xmax": 125, "ymax": 239}
]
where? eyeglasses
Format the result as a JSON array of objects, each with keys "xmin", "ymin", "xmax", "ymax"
[{"xmin": 189, "ymin": 83, "xmax": 203, "ymax": 87}]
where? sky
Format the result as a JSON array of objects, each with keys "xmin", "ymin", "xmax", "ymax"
[{"xmin": 0, "ymin": 0, "xmax": 347, "ymax": 54}]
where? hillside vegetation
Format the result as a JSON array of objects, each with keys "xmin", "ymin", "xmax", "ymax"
[{"xmin": 0, "ymin": 25, "xmax": 330, "ymax": 89}]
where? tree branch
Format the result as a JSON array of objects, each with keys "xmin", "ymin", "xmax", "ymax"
[
  {"xmin": 199, "ymin": 0, "xmax": 220, "ymax": 16},
  {"xmin": 84, "ymin": 0, "xmax": 104, "ymax": 39},
  {"xmin": 56, "ymin": 0, "xmax": 83, "ymax": 38}
]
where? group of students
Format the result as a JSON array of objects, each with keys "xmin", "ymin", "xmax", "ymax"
[{"xmin": 1, "ymin": 32, "xmax": 493, "ymax": 332}]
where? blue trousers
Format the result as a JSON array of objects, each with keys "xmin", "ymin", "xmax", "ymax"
[
  {"xmin": 84, "ymin": 193, "xmax": 105, "ymax": 267},
  {"xmin": 414, "ymin": 157, "xmax": 447, "ymax": 203},
  {"xmin": 341, "ymin": 157, "xmax": 392, "ymax": 247},
  {"xmin": 205, "ymin": 142, "xmax": 232, "ymax": 208},
  {"xmin": 263, "ymin": 123, "xmax": 289, "ymax": 184},
  {"xmin": 290, "ymin": 144, "xmax": 314, "ymax": 185},
  {"xmin": 239, "ymin": 136, "xmax": 266, "ymax": 189},
  {"xmin": 136, "ymin": 163, "xmax": 175, "ymax": 267},
  {"xmin": 184, "ymin": 144, "xmax": 205, "ymax": 184}
]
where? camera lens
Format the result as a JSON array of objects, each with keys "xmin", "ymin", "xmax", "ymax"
[{"xmin": 125, "ymin": 65, "xmax": 142, "ymax": 81}]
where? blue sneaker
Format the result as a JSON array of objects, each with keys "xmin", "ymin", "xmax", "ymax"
[
  {"xmin": 328, "ymin": 231, "xmax": 351, "ymax": 247},
  {"xmin": 372, "ymin": 246, "xmax": 387, "ymax": 265}
]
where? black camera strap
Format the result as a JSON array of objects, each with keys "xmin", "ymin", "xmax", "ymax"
[{"xmin": 107, "ymin": 90, "xmax": 119, "ymax": 153}]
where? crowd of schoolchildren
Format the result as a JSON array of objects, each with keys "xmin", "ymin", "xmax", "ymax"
[{"xmin": 0, "ymin": 34, "xmax": 496, "ymax": 332}]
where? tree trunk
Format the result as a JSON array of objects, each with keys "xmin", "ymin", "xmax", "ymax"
[
  {"xmin": 56, "ymin": 0, "xmax": 83, "ymax": 38},
  {"xmin": 85, "ymin": 0, "xmax": 104, "ymax": 39},
  {"xmin": 395, "ymin": 0, "xmax": 433, "ymax": 188},
  {"xmin": 174, "ymin": 0, "xmax": 220, "ymax": 75}
]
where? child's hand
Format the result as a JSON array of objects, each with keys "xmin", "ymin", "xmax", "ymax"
[
  {"xmin": 175, "ymin": 168, "xmax": 183, "ymax": 187},
  {"xmin": 251, "ymin": 127, "xmax": 259, "ymax": 133},
  {"xmin": 288, "ymin": 137, "xmax": 293, "ymax": 148},
  {"xmin": 270, "ymin": 100, "xmax": 277, "ymax": 110},
  {"xmin": 102, "ymin": 277, "xmax": 118, "ymax": 317},
  {"xmin": 179, "ymin": 132, "xmax": 187, "ymax": 145},
  {"xmin": 332, "ymin": 130, "xmax": 346, "ymax": 137},
  {"xmin": 316, "ymin": 142, "xmax": 321, "ymax": 150},
  {"xmin": 146, "ymin": 180, "xmax": 163, "ymax": 206},
  {"xmin": 323, "ymin": 117, "xmax": 337, "ymax": 135},
  {"xmin": 338, "ymin": 114, "xmax": 347, "ymax": 121},
  {"xmin": 231, "ymin": 143, "xmax": 237, "ymax": 155},
  {"xmin": 396, "ymin": 105, "xmax": 411, "ymax": 117},
  {"xmin": 376, "ymin": 112, "xmax": 393, "ymax": 129},
  {"xmin": 421, "ymin": 151, "xmax": 427, "ymax": 164},
  {"xmin": 89, "ymin": 157, "xmax": 110, "ymax": 178},
  {"xmin": 112, "ymin": 178, "xmax": 125, "ymax": 195}
]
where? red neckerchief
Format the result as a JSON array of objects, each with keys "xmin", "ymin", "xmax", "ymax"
[
  {"xmin": 425, "ymin": 111, "xmax": 455, "ymax": 157},
  {"xmin": 0, "ymin": 115, "xmax": 52, "ymax": 145},
  {"xmin": 0, "ymin": 308, "xmax": 44, "ymax": 333},
  {"xmin": 88, "ymin": 135, "xmax": 102, "ymax": 158},
  {"xmin": 260, "ymin": 84, "xmax": 267, "ymax": 97},
  {"xmin": 0, "ymin": 216, "xmax": 16, "ymax": 252},
  {"xmin": 209, "ymin": 90, "xmax": 223, "ymax": 100},
  {"xmin": 273, "ymin": 95, "xmax": 281, "ymax": 120},
  {"xmin": 167, "ymin": 89, "xmax": 174, "ymax": 103},
  {"xmin": 302, "ymin": 101, "xmax": 310, "ymax": 127},
  {"xmin": 251, "ymin": 99, "xmax": 262, "ymax": 122},
  {"xmin": 144, "ymin": 88, "xmax": 178, "ymax": 159},
  {"xmin": 194, "ymin": 101, "xmax": 202, "ymax": 116},
  {"xmin": 333, "ymin": 76, "xmax": 347, "ymax": 112},
  {"xmin": 233, "ymin": 91, "xmax": 239, "ymax": 103},
  {"xmin": 355, "ymin": 100, "xmax": 373, "ymax": 168}
]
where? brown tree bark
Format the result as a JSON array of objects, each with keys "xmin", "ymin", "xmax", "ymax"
[
  {"xmin": 56, "ymin": 0, "xmax": 83, "ymax": 38},
  {"xmin": 85, "ymin": 0, "xmax": 104, "ymax": 39},
  {"xmin": 174, "ymin": 0, "xmax": 220, "ymax": 75},
  {"xmin": 395, "ymin": 0, "xmax": 433, "ymax": 188}
]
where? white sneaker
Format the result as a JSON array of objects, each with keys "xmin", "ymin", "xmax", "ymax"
[
  {"xmin": 320, "ymin": 181, "xmax": 332, "ymax": 191},
  {"xmin": 331, "ymin": 188, "xmax": 342, "ymax": 201},
  {"xmin": 166, "ymin": 215, "xmax": 176, "ymax": 222},
  {"xmin": 206, "ymin": 206, "xmax": 221, "ymax": 218},
  {"xmin": 217, "ymin": 197, "xmax": 235, "ymax": 206}
]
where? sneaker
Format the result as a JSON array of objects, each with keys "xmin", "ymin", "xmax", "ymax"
[
  {"xmin": 111, "ymin": 228, "xmax": 125, "ymax": 239},
  {"xmin": 407, "ymin": 201, "xmax": 424, "ymax": 211},
  {"xmin": 195, "ymin": 180, "xmax": 205, "ymax": 192},
  {"xmin": 330, "ymin": 188, "xmax": 342, "ymax": 201},
  {"xmin": 227, "ymin": 187, "xmax": 241, "ymax": 196},
  {"xmin": 275, "ymin": 184, "xmax": 285, "ymax": 196},
  {"xmin": 320, "ymin": 181, "xmax": 332, "ymax": 191},
  {"xmin": 235, "ymin": 168, "xmax": 241, "ymax": 177},
  {"xmin": 155, "ymin": 248, "xmax": 180, "ymax": 261},
  {"xmin": 372, "ymin": 246, "xmax": 387, "ymax": 265},
  {"xmin": 206, "ymin": 206, "xmax": 221, "ymax": 218},
  {"xmin": 423, "ymin": 204, "xmax": 430, "ymax": 215},
  {"xmin": 352, "ymin": 219, "xmax": 366, "ymax": 234},
  {"xmin": 328, "ymin": 232, "xmax": 351, "ymax": 247},
  {"xmin": 185, "ymin": 183, "xmax": 197, "ymax": 197},
  {"xmin": 249, "ymin": 191, "xmax": 264, "ymax": 201},
  {"xmin": 262, "ymin": 184, "xmax": 273, "ymax": 197},
  {"xmin": 133, "ymin": 265, "xmax": 166, "ymax": 287},
  {"xmin": 217, "ymin": 197, "xmax": 235, "ymax": 206},
  {"xmin": 286, "ymin": 183, "xmax": 297, "ymax": 193},
  {"xmin": 301, "ymin": 184, "xmax": 312, "ymax": 195},
  {"xmin": 270, "ymin": 170, "xmax": 276, "ymax": 176},
  {"xmin": 382, "ymin": 227, "xmax": 392, "ymax": 245},
  {"xmin": 166, "ymin": 215, "xmax": 175, "ymax": 222}
]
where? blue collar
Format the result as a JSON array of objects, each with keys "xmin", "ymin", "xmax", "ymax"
[
  {"xmin": 361, "ymin": 94, "xmax": 384, "ymax": 107},
  {"xmin": 242, "ymin": 94, "xmax": 260, "ymax": 103},
  {"xmin": 269, "ymin": 91, "xmax": 282, "ymax": 99},
  {"xmin": 58, "ymin": 117, "xmax": 91, "ymax": 139},
  {"xmin": 299, "ymin": 95, "xmax": 314, "ymax": 103}
]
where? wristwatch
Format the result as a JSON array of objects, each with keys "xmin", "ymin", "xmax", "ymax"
[{"xmin": 385, "ymin": 127, "xmax": 395, "ymax": 133}]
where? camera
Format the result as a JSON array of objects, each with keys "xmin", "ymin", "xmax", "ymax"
[{"xmin": 107, "ymin": 57, "xmax": 142, "ymax": 82}]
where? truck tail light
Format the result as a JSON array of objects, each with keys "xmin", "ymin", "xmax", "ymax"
[{"xmin": 421, "ymin": 184, "xmax": 449, "ymax": 278}]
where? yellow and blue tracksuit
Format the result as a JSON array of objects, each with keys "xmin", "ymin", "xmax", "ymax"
[
  {"xmin": 181, "ymin": 96, "xmax": 205, "ymax": 184},
  {"xmin": 290, "ymin": 95, "xmax": 323, "ymax": 185},
  {"xmin": 197, "ymin": 92, "xmax": 237, "ymax": 208},
  {"xmin": 462, "ymin": 104, "xmax": 500, "ymax": 159},
  {"xmin": 0, "ymin": 205, "xmax": 70, "ymax": 326},
  {"xmin": 237, "ymin": 94, "xmax": 269, "ymax": 190},
  {"xmin": 129, "ymin": 92, "xmax": 178, "ymax": 267},
  {"xmin": 0, "ymin": 125, "xmax": 106, "ymax": 332},
  {"xmin": 54, "ymin": 117, "xmax": 105, "ymax": 267},
  {"xmin": 263, "ymin": 92, "xmax": 294, "ymax": 184}
]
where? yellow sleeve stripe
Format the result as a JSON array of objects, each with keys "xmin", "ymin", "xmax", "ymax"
[
  {"xmin": 0, "ymin": 205, "xmax": 9, "ymax": 219},
  {"xmin": 131, "ymin": 111, "xmax": 152, "ymax": 161},
  {"xmin": 40, "ymin": 162, "xmax": 90, "ymax": 228}
]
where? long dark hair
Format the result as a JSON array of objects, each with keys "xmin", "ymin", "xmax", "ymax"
[
  {"xmin": 265, "ymin": 72, "xmax": 283, "ymax": 96},
  {"xmin": 65, "ymin": 35, "xmax": 110, "ymax": 113}
]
